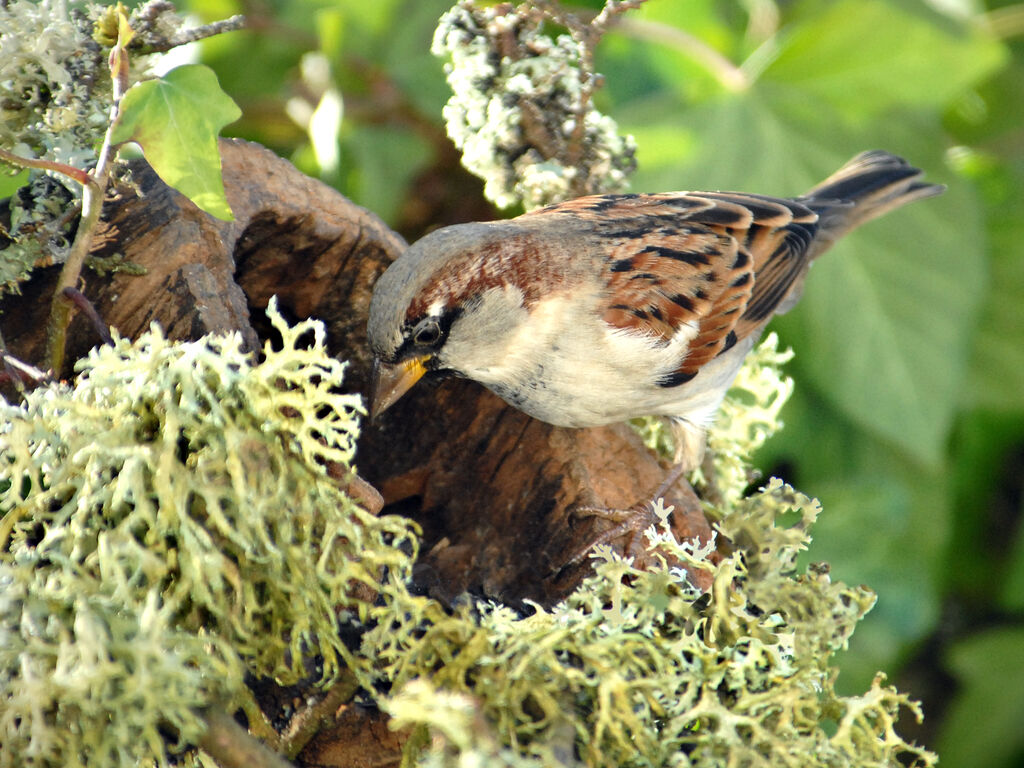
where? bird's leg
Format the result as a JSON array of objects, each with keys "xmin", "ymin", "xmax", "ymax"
[
  {"xmin": 695, "ymin": 446, "xmax": 726, "ymax": 510},
  {"xmin": 566, "ymin": 421, "xmax": 706, "ymax": 564}
]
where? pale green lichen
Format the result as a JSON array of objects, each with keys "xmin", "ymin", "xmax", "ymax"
[
  {"xmin": 431, "ymin": 1, "xmax": 637, "ymax": 210},
  {"xmin": 0, "ymin": 303, "xmax": 935, "ymax": 767},
  {"xmin": 0, "ymin": 0, "xmax": 178, "ymax": 293},
  {"xmin": 372, "ymin": 480, "xmax": 934, "ymax": 767},
  {"xmin": 0, "ymin": 0, "xmax": 110, "ymax": 172},
  {"xmin": 0, "ymin": 300, "xmax": 417, "ymax": 768},
  {"xmin": 0, "ymin": 0, "xmax": 111, "ymax": 289}
]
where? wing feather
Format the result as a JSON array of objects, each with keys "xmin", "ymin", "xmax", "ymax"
[{"xmin": 529, "ymin": 191, "xmax": 820, "ymax": 380}]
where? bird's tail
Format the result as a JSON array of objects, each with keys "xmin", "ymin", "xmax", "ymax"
[{"xmin": 801, "ymin": 150, "xmax": 945, "ymax": 257}]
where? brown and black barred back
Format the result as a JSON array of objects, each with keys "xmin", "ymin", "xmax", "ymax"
[{"xmin": 522, "ymin": 150, "xmax": 944, "ymax": 383}]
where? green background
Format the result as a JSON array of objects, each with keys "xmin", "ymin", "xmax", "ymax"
[{"xmin": 182, "ymin": 0, "xmax": 1024, "ymax": 763}]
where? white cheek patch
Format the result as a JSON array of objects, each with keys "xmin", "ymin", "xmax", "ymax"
[{"xmin": 440, "ymin": 285, "xmax": 529, "ymax": 375}]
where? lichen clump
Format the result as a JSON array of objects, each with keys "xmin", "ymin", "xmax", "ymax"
[
  {"xmin": 0, "ymin": 0, "xmax": 110, "ymax": 173},
  {"xmin": 0, "ymin": 0, "xmax": 113, "ymax": 289},
  {"xmin": 432, "ymin": 1, "xmax": 637, "ymax": 210},
  {"xmin": 375, "ymin": 481, "xmax": 935, "ymax": 767},
  {"xmin": 0, "ymin": 301, "xmax": 935, "ymax": 766},
  {"xmin": 0, "ymin": 302, "xmax": 416, "ymax": 768}
]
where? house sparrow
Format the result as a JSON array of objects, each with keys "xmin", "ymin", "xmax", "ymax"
[{"xmin": 368, "ymin": 151, "xmax": 944, "ymax": 477}]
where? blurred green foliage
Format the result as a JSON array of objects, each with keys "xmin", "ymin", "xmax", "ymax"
[{"xmin": 176, "ymin": 0, "xmax": 1024, "ymax": 764}]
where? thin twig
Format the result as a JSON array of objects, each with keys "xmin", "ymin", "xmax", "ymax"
[
  {"xmin": 0, "ymin": 329, "xmax": 50, "ymax": 394},
  {"xmin": 0, "ymin": 355, "xmax": 50, "ymax": 388},
  {"xmin": 135, "ymin": 14, "xmax": 248, "ymax": 53},
  {"xmin": 198, "ymin": 709, "xmax": 296, "ymax": 768},
  {"xmin": 61, "ymin": 287, "xmax": 114, "ymax": 346},
  {"xmin": 591, "ymin": 0, "xmax": 649, "ymax": 32},
  {"xmin": 279, "ymin": 671, "xmax": 361, "ymax": 759},
  {"xmin": 44, "ymin": 29, "xmax": 131, "ymax": 375},
  {"xmin": 0, "ymin": 147, "xmax": 97, "ymax": 190}
]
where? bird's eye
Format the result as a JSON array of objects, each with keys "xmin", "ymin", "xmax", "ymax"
[{"xmin": 412, "ymin": 318, "xmax": 442, "ymax": 347}]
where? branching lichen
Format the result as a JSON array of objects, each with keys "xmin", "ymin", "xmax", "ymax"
[
  {"xmin": 372, "ymin": 479, "xmax": 933, "ymax": 767},
  {"xmin": 0, "ymin": 300, "xmax": 417, "ymax": 768},
  {"xmin": 432, "ymin": 0, "xmax": 637, "ymax": 210},
  {"xmin": 0, "ymin": 302, "xmax": 934, "ymax": 767},
  {"xmin": 0, "ymin": 0, "xmax": 111, "ymax": 290},
  {"xmin": 0, "ymin": 0, "xmax": 196, "ymax": 295}
]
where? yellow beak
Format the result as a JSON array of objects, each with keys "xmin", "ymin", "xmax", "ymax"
[{"xmin": 370, "ymin": 356, "xmax": 429, "ymax": 419}]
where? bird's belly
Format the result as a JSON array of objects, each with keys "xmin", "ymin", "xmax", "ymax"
[{"xmin": 481, "ymin": 329, "xmax": 754, "ymax": 430}]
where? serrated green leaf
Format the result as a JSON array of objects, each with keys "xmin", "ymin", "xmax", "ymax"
[
  {"xmin": 111, "ymin": 65, "xmax": 241, "ymax": 221},
  {"xmin": 762, "ymin": 0, "xmax": 1007, "ymax": 120}
]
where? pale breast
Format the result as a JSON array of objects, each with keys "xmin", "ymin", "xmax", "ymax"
[{"xmin": 464, "ymin": 290, "xmax": 755, "ymax": 429}]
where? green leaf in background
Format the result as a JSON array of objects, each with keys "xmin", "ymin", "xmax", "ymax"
[
  {"xmin": 1002, "ymin": 520, "xmax": 1024, "ymax": 613},
  {"xmin": 111, "ymin": 64, "xmax": 241, "ymax": 221},
  {"xmin": 762, "ymin": 0, "xmax": 1007, "ymax": 121},
  {"xmin": 963, "ymin": 159, "xmax": 1024, "ymax": 410},
  {"xmin": 947, "ymin": 410, "xmax": 1024, "ymax": 601},
  {"xmin": 937, "ymin": 628, "xmax": 1024, "ymax": 768},
  {"xmin": 788, "ymin": 183, "xmax": 986, "ymax": 467},
  {"xmin": 342, "ymin": 125, "xmax": 432, "ymax": 227}
]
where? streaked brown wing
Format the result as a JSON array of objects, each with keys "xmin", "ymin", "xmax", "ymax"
[
  {"xmin": 690, "ymin": 192, "xmax": 820, "ymax": 340},
  {"xmin": 529, "ymin": 191, "xmax": 820, "ymax": 380}
]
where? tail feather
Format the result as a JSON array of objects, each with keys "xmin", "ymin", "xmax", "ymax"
[{"xmin": 801, "ymin": 150, "xmax": 945, "ymax": 256}]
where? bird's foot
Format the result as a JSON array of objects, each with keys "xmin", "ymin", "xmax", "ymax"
[{"xmin": 566, "ymin": 463, "xmax": 690, "ymax": 564}]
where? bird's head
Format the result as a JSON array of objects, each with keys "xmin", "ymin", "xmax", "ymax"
[{"xmin": 367, "ymin": 221, "xmax": 541, "ymax": 418}]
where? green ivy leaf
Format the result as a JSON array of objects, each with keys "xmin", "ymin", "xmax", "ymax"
[{"xmin": 111, "ymin": 65, "xmax": 241, "ymax": 221}]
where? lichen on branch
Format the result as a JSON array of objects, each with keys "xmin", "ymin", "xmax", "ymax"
[
  {"xmin": 432, "ymin": 0, "xmax": 638, "ymax": 210},
  {"xmin": 375, "ymin": 479, "xmax": 934, "ymax": 768}
]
